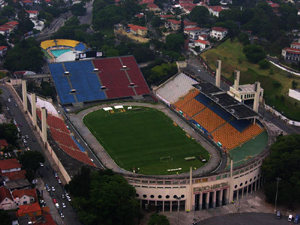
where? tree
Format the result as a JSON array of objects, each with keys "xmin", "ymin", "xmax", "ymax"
[
  {"xmin": 17, "ymin": 9, "xmax": 34, "ymax": 33},
  {"xmin": 292, "ymin": 80, "xmax": 298, "ymax": 90},
  {"xmin": 148, "ymin": 213, "xmax": 170, "ymax": 225},
  {"xmin": 0, "ymin": 210, "xmax": 10, "ymax": 225},
  {"xmin": 166, "ymin": 33, "xmax": 184, "ymax": 52},
  {"xmin": 133, "ymin": 46, "xmax": 155, "ymax": 63},
  {"xmin": 71, "ymin": 3, "xmax": 87, "ymax": 16},
  {"xmin": 258, "ymin": 59, "xmax": 270, "ymax": 69},
  {"xmin": 243, "ymin": 44, "xmax": 266, "ymax": 64},
  {"xmin": 65, "ymin": 16, "xmax": 80, "ymax": 26},
  {"xmin": 18, "ymin": 151, "xmax": 45, "ymax": 173},
  {"xmin": 238, "ymin": 32, "xmax": 250, "ymax": 46},
  {"xmin": 66, "ymin": 168, "xmax": 142, "ymax": 225},
  {"xmin": 188, "ymin": 6, "xmax": 209, "ymax": 26},
  {"xmin": 0, "ymin": 123, "xmax": 18, "ymax": 145},
  {"xmin": 262, "ymin": 134, "xmax": 300, "ymax": 206}
]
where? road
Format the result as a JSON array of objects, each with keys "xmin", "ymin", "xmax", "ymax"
[
  {"xmin": 0, "ymin": 85, "xmax": 80, "ymax": 225},
  {"xmin": 197, "ymin": 212, "xmax": 294, "ymax": 225},
  {"xmin": 79, "ymin": 0, "xmax": 93, "ymax": 25}
]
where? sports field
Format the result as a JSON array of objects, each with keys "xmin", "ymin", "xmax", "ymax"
[{"xmin": 83, "ymin": 106, "xmax": 209, "ymax": 175}]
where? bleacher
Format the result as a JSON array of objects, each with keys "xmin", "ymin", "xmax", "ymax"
[
  {"xmin": 156, "ymin": 73, "xmax": 198, "ymax": 104},
  {"xmin": 120, "ymin": 56, "xmax": 151, "ymax": 95},
  {"xmin": 229, "ymin": 118, "xmax": 251, "ymax": 132},
  {"xmin": 63, "ymin": 61, "xmax": 107, "ymax": 102},
  {"xmin": 47, "ymin": 115, "xmax": 70, "ymax": 133},
  {"xmin": 178, "ymin": 98, "xmax": 205, "ymax": 117},
  {"xmin": 49, "ymin": 63, "xmax": 76, "ymax": 104},
  {"xmin": 194, "ymin": 93, "xmax": 212, "ymax": 107},
  {"xmin": 74, "ymin": 43, "xmax": 86, "ymax": 51},
  {"xmin": 40, "ymin": 40, "xmax": 56, "ymax": 50},
  {"xmin": 92, "ymin": 57, "xmax": 136, "ymax": 98},
  {"xmin": 174, "ymin": 89, "xmax": 200, "ymax": 109},
  {"xmin": 71, "ymin": 135, "xmax": 86, "ymax": 152},
  {"xmin": 56, "ymin": 39, "xmax": 79, "ymax": 48},
  {"xmin": 212, "ymin": 123, "xmax": 263, "ymax": 150},
  {"xmin": 193, "ymin": 108, "xmax": 226, "ymax": 133},
  {"xmin": 58, "ymin": 144, "xmax": 94, "ymax": 166},
  {"xmin": 50, "ymin": 127, "xmax": 79, "ymax": 150}
]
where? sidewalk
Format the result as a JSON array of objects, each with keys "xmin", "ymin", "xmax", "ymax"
[{"xmin": 140, "ymin": 189, "xmax": 276, "ymax": 225}]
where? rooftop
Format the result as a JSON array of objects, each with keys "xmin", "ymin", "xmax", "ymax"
[{"xmin": 0, "ymin": 158, "xmax": 21, "ymax": 171}]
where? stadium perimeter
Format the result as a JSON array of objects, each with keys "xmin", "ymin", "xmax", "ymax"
[{"xmin": 22, "ymin": 45, "xmax": 279, "ymax": 213}]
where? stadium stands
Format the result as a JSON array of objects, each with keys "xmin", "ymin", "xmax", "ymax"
[
  {"xmin": 40, "ymin": 40, "xmax": 56, "ymax": 50},
  {"xmin": 174, "ymin": 89, "xmax": 200, "ymax": 109},
  {"xmin": 49, "ymin": 63, "xmax": 76, "ymax": 104},
  {"xmin": 71, "ymin": 135, "xmax": 86, "ymax": 152},
  {"xmin": 120, "ymin": 57, "xmax": 151, "ymax": 95},
  {"xmin": 63, "ymin": 61, "xmax": 107, "ymax": 102},
  {"xmin": 193, "ymin": 108, "xmax": 226, "ymax": 133},
  {"xmin": 212, "ymin": 123, "xmax": 263, "ymax": 150},
  {"xmin": 75, "ymin": 43, "xmax": 86, "ymax": 51},
  {"xmin": 92, "ymin": 57, "xmax": 136, "ymax": 98},
  {"xmin": 56, "ymin": 39, "xmax": 79, "ymax": 47},
  {"xmin": 47, "ymin": 114, "xmax": 70, "ymax": 133},
  {"xmin": 194, "ymin": 93, "xmax": 212, "ymax": 107},
  {"xmin": 58, "ymin": 144, "xmax": 94, "ymax": 166},
  {"xmin": 50, "ymin": 127, "xmax": 79, "ymax": 150},
  {"xmin": 156, "ymin": 73, "xmax": 198, "ymax": 104},
  {"xmin": 178, "ymin": 98, "xmax": 205, "ymax": 117}
]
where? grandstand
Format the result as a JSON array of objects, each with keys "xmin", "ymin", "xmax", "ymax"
[
  {"xmin": 49, "ymin": 56, "xmax": 150, "ymax": 105},
  {"xmin": 154, "ymin": 73, "xmax": 264, "ymax": 151},
  {"xmin": 36, "ymin": 109, "xmax": 94, "ymax": 166}
]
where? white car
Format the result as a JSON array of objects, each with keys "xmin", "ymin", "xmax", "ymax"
[
  {"xmin": 51, "ymin": 186, "xmax": 55, "ymax": 192},
  {"xmin": 62, "ymin": 202, "xmax": 66, "ymax": 208},
  {"xmin": 67, "ymin": 196, "xmax": 71, "ymax": 202},
  {"xmin": 288, "ymin": 214, "xmax": 293, "ymax": 222},
  {"xmin": 39, "ymin": 162, "xmax": 44, "ymax": 167}
]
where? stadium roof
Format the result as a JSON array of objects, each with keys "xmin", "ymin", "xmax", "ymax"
[{"xmin": 193, "ymin": 83, "xmax": 259, "ymax": 119}]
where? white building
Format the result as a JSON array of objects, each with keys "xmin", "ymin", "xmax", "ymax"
[
  {"xmin": 194, "ymin": 39, "xmax": 210, "ymax": 51},
  {"xmin": 210, "ymin": 27, "xmax": 228, "ymax": 40}
]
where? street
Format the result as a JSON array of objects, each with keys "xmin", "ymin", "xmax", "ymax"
[{"xmin": 0, "ymin": 85, "xmax": 80, "ymax": 225}]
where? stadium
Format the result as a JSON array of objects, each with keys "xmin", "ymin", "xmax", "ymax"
[{"xmin": 14, "ymin": 41, "xmax": 276, "ymax": 213}]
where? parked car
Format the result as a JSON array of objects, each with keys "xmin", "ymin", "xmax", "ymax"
[
  {"xmin": 62, "ymin": 202, "xmax": 66, "ymax": 208},
  {"xmin": 39, "ymin": 162, "xmax": 44, "ymax": 167},
  {"xmin": 52, "ymin": 186, "xmax": 55, "ymax": 192},
  {"xmin": 62, "ymin": 194, "xmax": 65, "ymax": 199},
  {"xmin": 53, "ymin": 199, "xmax": 57, "ymax": 204},
  {"xmin": 55, "ymin": 203, "xmax": 60, "ymax": 209}
]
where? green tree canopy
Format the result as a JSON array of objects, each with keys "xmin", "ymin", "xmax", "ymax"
[
  {"xmin": 66, "ymin": 168, "xmax": 142, "ymax": 225},
  {"xmin": 262, "ymin": 134, "xmax": 300, "ymax": 206},
  {"xmin": 4, "ymin": 38, "xmax": 43, "ymax": 72},
  {"xmin": 243, "ymin": 44, "xmax": 266, "ymax": 64},
  {"xmin": 148, "ymin": 213, "xmax": 170, "ymax": 225},
  {"xmin": 0, "ymin": 123, "xmax": 18, "ymax": 145},
  {"xmin": 166, "ymin": 33, "xmax": 184, "ymax": 52},
  {"xmin": 188, "ymin": 6, "xmax": 209, "ymax": 26},
  {"xmin": 71, "ymin": 3, "xmax": 87, "ymax": 16},
  {"xmin": 18, "ymin": 151, "xmax": 45, "ymax": 172}
]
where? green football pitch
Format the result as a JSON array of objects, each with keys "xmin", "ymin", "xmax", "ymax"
[{"xmin": 83, "ymin": 106, "xmax": 210, "ymax": 175}]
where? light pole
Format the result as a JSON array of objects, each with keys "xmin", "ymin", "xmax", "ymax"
[
  {"xmin": 174, "ymin": 195, "xmax": 181, "ymax": 225},
  {"xmin": 274, "ymin": 177, "xmax": 281, "ymax": 213}
]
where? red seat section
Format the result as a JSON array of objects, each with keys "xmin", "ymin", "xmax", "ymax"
[
  {"xmin": 58, "ymin": 144, "xmax": 95, "ymax": 167},
  {"xmin": 47, "ymin": 115, "xmax": 70, "ymax": 133},
  {"xmin": 93, "ymin": 57, "xmax": 135, "ymax": 98},
  {"xmin": 120, "ymin": 56, "xmax": 150, "ymax": 95},
  {"xmin": 49, "ymin": 128, "xmax": 79, "ymax": 150}
]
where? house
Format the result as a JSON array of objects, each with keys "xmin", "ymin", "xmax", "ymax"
[
  {"xmin": 208, "ymin": 6, "xmax": 228, "ymax": 17},
  {"xmin": 2, "ymin": 170, "xmax": 27, "ymax": 181},
  {"xmin": 210, "ymin": 27, "xmax": 228, "ymax": 40},
  {"xmin": 166, "ymin": 19, "xmax": 197, "ymax": 31},
  {"xmin": 267, "ymin": 1, "xmax": 280, "ymax": 14},
  {"xmin": 147, "ymin": 3, "xmax": 160, "ymax": 12},
  {"xmin": 22, "ymin": 0, "xmax": 33, "ymax": 6},
  {"xmin": 0, "ymin": 21, "xmax": 19, "ymax": 36},
  {"xmin": 0, "ymin": 139, "xmax": 8, "ymax": 149},
  {"xmin": 184, "ymin": 27, "xmax": 209, "ymax": 40},
  {"xmin": 0, "ymin": 158, "xmax": 22, "ymax": 173},
  {"xmin": 135, "ymin": 13, "xmax": 144, "ymax": 18},
  {"xmin": 12, "ymin": 189, "xmax": 37, "ymax": 206},
  {"xmin": 127, "ymin": 24, "xmax": 148, "ymax": 37},
  {"xmin": 199, "ymin": 34, "xmax": 208, "ymax": 40},
  {"xmin": 160, "ymin": 14, "xmax": 174, "ymax": 20},
  {"xmin": 0, "ymin": 186, "xmax": 14, "ymax": 210},
  {"xmin": 5, "ymin": 179, "xmax": 32, "ymax": 191},
  {"xmin": 282, "ymin": 42, "xmax": 300, "ymax": 61},
  {"xmin": 139, "ymin": 0, "xmax": 154, "ymax": 4},
  {"xmin": 26, "ymin": 10, "xmax": 39, "ymax": 19},
  {"xmin": 194, "ymin": 39, "xmax": 211, "ymax": 51},
  {"xmin": 179, "ymin": 3, "xmax": 196, "ymax": 14},
  {"xmin": 0, "ymin": 27, "xmax": 9, "ymax": 36},
  {"xmin": 16, "ymin": 202, "xmax": 42, "ymax": 217}
]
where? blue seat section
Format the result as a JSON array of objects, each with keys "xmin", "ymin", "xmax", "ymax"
[
  {"xmin": 195, "ymin": 93, "xmax": 212, "ymax": 106},
  {"xmin": 64, "ymin": 61, "xmax": 107, "ymax": 102},
  {"xmin": 229, "ymin": 118, "xmax": 251, "ymax": 132},
  {"xmin": 49, "ymin": 63, "xmax": 76, "ymax": 104},
  {"xmin": 75, "ymin": 43, "xmax": 86, "ymax": 51},
  {"xmin": 209, "ymin": 104, "xmax": 231, "ymax": 121},
  {"xmin": 71, "ymin": 135, "xmax": 86, "ymax": 152}
]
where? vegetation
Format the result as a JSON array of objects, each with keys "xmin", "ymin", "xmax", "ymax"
[
  {"xmin": 0, "ymin": 123, "xmax": 18, "ymax": 146},
  {"xmin": 201, "ymin": 38, "xmax": 300, "ymax": 121},
  {"xmin": 4, "ymin": 38, "xmax": 43, "ymax": 72},
  {"xmin": 83, "ymin": 106, "xmax": 209, "ymax": 175},
  {"xmin": 148, "ymin": 213, "xmax": 170, "ymax": 225},
  {"xmin": 18, "ymin": 151, "xmax": 45, "ymax": 173},
  {"xmin": 262, "ymin": 134, "xmax": 300, "ymax": 207},
  {"xmin": 65, "ymin": 167, "xmax": 142, "ymax": 225}
]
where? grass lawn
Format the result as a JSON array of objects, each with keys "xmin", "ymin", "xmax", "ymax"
[
  {"xmin": 83, "ymin": 106, "xmax": 209, "ymax": 175},
  {"xmin": 201, "ymin": 39, "xmax": 300, "ymax": 121}
]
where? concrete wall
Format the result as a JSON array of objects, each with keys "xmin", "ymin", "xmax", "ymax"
[{"xmin": 289, "ymin": 89, "xmax": 300, "ymax": 101}]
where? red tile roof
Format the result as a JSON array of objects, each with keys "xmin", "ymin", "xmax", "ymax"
[
  {"xmin": 6, "ymin": 21, "xmax": 18, "ymax": 26},
  {"xmin": 180, "ymin": 3, "xmax": 196, "ymax": 11},
  {"xmin": 128, "ymin": 24, "xmax": 148, "ymax": 31},
  {"xmin": 195, "ymin": 39, "xmax": 210, "ymax": 45},
  {"xmin": 211, "ymin": 26, "xmax": 228, "ymax": 32},
  {"xmin": 283, "ymin": 47, "xmax": 300, "ymax": 54},
  {"xmin": 0, "ymin": 46, "xmax": 7, "ymax": 51},
  {"xmin": 17, "ymin": 202, "xmax": 41, "ymax": 216},
  {"xmin": 23, "ymin": 0, "xmax": 33, "ymax": 3},
  {"xmin": 168, "ymin": 19, "xmax": 196, "ymax": 26},
  {"xmin": 0, "ymin": 158, "xmax": 22, "ymax": 171},
  {"xmin": 0, "ymin": 27, "xmax": 10, "ymax": 31},
  {"xmin": 3, "ymin": 170, "xmax": 26, "ymax": 180},
  {"xmin": 209, "ymin": 6, "xmax": 223, "ymax": 12},
  {"xmin": 160, "ymin": 14, "xmax": 174, "ymax": 19},
  {"xmin": 0, "ymin": 139, "xmax": 8, "ymax": 147},
  {"xmin": 38, "ymin": 213, "xmax": 56, "ymax": 225},
  {"xmin": 26, "ymin": 10, "xmax": 39, "ymax": 14},
  {"xmin": 135, "ymin": 13, "xmax": 144, "ymax": 18},
  {"xmin": 292, "ymin": 42, "xmax": 300, "ymax": 46},
  {"xmin": 270, "ymin": 3, "xmax": 279, "ymax": 7},
  {"xmin": 147, "ymin": 3, "xmax": 159, "ymax": 8},
  {"xmin": 185, "ymin": 27, "xmax": 201, "ymax": 31},
  {"xmin": 12, "ymin": 189, "xmax": 37, "ymax": 200},
  {"xmin": 0, "ymin": 186, "xmax": 12, "ymax": 202}
]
